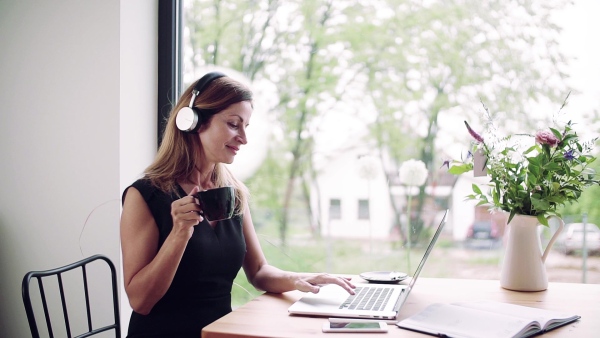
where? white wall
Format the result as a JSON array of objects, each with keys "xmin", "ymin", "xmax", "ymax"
[
  {"xmin": 451, "ymin": 175, "xmax": 491, "ymax": 240},
  {"xmin": 317, "ymin": 149, "xmax": 394, "ymax": 239},
  {"xmin": 0, "ymin": 1, "xmax": 157, "ymax": 337},
  {"xmin": 119, "ymin": 0, "xmax": 158, "ymax": 333}
]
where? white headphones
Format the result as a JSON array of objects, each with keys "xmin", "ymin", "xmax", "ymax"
[{"xmin": 175, "ymin": 72, "xmax": 227, "ymax": 133}]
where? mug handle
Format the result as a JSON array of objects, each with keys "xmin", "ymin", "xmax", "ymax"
[{"xmin": 542, "ymin": 216, "xmax": 565, "ymax": 263}]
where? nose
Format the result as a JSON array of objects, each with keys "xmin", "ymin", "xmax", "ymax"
[{"xmin": 237, "ymin": 127, "xmax": 248, "ymax": 145}]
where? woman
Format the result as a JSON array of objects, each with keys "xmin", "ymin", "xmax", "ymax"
[{"xmin": 120, "ymin": 72, "xmax": 355, "ymax": 338}]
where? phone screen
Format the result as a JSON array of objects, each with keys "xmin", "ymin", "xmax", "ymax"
[{"xmin": 330, "ymin": 322, "xmax": 382, "ymax": 329}]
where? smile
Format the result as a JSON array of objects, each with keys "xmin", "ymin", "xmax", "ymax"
[{"xmin": 227, "ymin": 145, "xmax": 239, "ymax": 154}]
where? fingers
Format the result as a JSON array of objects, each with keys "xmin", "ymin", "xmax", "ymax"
[
  {"xmin": 295, "ymin": 279, "xmax": 320, "ymax": 294},
  {"xmin": 188, "ymin": 185, "xmax": 201, "ymax": 196},
  {"xmin": 171, "ymin": 193, "xmax": 203, "ymax": 226},
  {"xmin": 300, "ymin": 274, "xmax": 356, "ymax": 295},
  {"xmin": 177, "ymin": 196, "xmax": 200, "ymax": 214},
  {"xmin": 187, "ymin": 186, "xmax": 203, "ymax": 219}
]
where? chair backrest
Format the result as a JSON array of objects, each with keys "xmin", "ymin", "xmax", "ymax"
[{"xmin": 22, "ymin": 254, "xmax": 120, "ymax": 338}]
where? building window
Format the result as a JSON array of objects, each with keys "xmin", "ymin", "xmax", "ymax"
[
  {"xmin": 329, "ymin": 199, "xmax": 341, "ymax": 220},
  {"xmin": 358, "ymin": 199, "xmax": 370, "ymax": 220}
]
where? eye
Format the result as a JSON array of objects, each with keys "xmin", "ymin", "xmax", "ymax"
[{"xmin": 227, "ymin": 122, "xmax": 239, "ymax": 129}]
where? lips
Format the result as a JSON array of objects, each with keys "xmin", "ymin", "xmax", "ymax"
[{"xmin": 227, "ymin": 145, "xmax": 239, "ymax": 155}]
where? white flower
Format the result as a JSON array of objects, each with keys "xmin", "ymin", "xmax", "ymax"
[{"xmin": 399, "ymin": 159, "xmax": 428, "ymax": 186}]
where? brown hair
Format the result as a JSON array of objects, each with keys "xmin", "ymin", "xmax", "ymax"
[{"xmin": 144, "ymin": 76, "xmax": 252, "ymax": 215}]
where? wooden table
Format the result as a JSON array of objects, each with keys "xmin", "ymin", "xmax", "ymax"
[{"xmin": 202, "ymin": 278, "xmax": 600, "ymax": 337}]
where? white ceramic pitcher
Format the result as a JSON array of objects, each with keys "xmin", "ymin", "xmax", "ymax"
[{"xmin": 500, "ymin": 214, "xmax": 564, "ymax": 291}]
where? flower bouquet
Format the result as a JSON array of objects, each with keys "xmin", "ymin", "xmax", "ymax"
[{"xmin": 448, "ymin": 99, "xmax": 600, "ymax": 226}]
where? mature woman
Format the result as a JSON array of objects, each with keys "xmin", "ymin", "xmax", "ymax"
[{"xmin": 120, "ymin": 72, "xmax": 355, "ymax": 338}]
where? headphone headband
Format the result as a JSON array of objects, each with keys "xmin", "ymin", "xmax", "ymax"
[
  {"xmin": 193, "ymin": 71, "xmax": 227, "ymax": 94},
  {"xmin": 176, "ymin": 71, "xmax": 228, "ymax": 133}
]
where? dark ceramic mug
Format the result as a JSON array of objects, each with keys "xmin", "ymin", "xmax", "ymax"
[{"xmin": 196, "ymin": 186, "xmax": 235, "ymax": 221}]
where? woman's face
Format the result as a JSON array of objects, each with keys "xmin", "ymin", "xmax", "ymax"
[{"xmin": 198, "ymin": 101, "xmax": 252, "ymax": 165}]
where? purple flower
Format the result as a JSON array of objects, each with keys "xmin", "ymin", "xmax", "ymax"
[
  {"xmin": 535, "ymin": 130, "xmax": 559, "ymax": 147},
  {"xmin": 441, "ymin": 160, "xmax": 450, "ymax": 169},
  {"xmin": 564, "ymin": 149, "xmax": 575, "ymax": 161},
  {"xmin": 464, "ymin": 121, "xmax": 484, "ymax": 143}
]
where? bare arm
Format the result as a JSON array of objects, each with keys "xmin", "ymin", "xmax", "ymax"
[
  {"xmin": 120, "ymin": 186, "xmax": 202, "ymax": 314},
  {"xmin": 240, "ymin": 204, "xmax": 355, "ymax": 295}
]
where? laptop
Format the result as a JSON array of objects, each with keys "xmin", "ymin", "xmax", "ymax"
[{"xmin": 288, "ymin": 209, "xmax": 448, "ymax": 322}]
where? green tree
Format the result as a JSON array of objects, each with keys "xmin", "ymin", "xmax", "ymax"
[
  {"xmin": 348, "ymin": 0, "xmax": 573, "ymax": 242},
  {"xmin": 559, "ymin": 148, "xmax": 600, "ymax": 227},
  {"xmin": 183, "ymin": 0, "xmax": 580, "ymax": 246}
]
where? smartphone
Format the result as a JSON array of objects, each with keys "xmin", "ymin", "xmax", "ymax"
[{"xmin": 322, "ymin": 318, "xmax": 387, "ymax": 333}]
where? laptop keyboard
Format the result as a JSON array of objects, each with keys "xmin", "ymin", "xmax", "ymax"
[{"xmin": 339, "ymin": 286, "xmax": 393, "ymax": 311}]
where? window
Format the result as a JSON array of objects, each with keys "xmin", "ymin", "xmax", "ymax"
[
  {"xmin": 160, "ymin": 1, "xmax": 600, "ymax": 307},
  {"xmin": 358, "ymin": 199, "xmax": 370, "ymax": 220},
  {"xmin": 329, "ymin": 199, "xmax": 341, "ymax": 220}
]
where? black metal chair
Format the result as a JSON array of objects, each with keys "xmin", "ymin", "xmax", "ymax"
[{"xmin": 22, "ymin": 254, "xmax": 120, "ymax": 338}]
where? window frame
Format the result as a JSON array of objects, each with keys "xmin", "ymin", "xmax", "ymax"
[{"xmin": 157, "ymin": 0, "xmax": 182, "ymax": 148}]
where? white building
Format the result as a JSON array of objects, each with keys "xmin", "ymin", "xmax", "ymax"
[
  {"xmin": 450, "ymin": 175, "xmax": 491, "ymax": 240},
  {"xmin": 311, "ymin": 136, "xmax": 455, "ymax": 240},
  {"xmin": 313, "ymin": 146, "xmax": 395, "ymax": 239}
]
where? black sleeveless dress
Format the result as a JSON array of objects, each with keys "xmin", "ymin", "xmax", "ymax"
[{"xmin": 123, "ymin": 179, "xmax": 246, "ymax": 338}]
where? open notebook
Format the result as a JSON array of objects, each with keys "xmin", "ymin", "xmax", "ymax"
[
  {"xmin": 396, "ymin": 301, "xmax": 581, "ymax": 338},
  {"xmin": 288, "ymin": 210, "xmax": 448, "ymax": 321}
]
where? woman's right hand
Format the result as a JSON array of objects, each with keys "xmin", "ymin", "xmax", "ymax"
[{"xmin": 170, "ymin": 186, "xmax": 203, "ymax": 239}]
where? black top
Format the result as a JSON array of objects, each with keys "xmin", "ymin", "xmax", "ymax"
[{"xmin": 123, "ymin": 179, "xmax": 246, "ymax": 338}]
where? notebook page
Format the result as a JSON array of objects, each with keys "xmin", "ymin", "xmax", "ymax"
[
  {"xmin": 454, "ymin": 301, "xmax": 579, "ymax": 330},
  {"xmin": 397, "ymin": 303, "xmax": 539, "ymax": 338}
]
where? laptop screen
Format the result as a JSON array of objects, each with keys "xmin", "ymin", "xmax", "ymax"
[{"xmin": 395, "ymin": 209, "xmax": 448, "ymax": 310}]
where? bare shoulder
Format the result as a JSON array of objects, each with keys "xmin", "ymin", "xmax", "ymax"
[
  {"xmin": 120, "ymin": 186, "xmax": 159, "ymax": 280},
  {"xmin": 122, "ymin": 187, "xmax": 149, "ymax": 215},
  {"xmin": 121, "ymin": 186, "xmax": 155, "ymax": 234}
]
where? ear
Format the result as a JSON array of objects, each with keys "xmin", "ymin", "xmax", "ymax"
[{"xmin": 196, "ymin": 114, "xmax": 214, "ymax": 133}]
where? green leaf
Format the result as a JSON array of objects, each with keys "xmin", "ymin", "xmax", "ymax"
[
  {"xmin": 472, "ymin": 184, "xmax": 482, "ymax": 195},
  {"xmin": 523, "ymin": 145, "xmax": 537, "ymax": 155},
  {"xmin": 448, "ymin": 164, "xmax": 473, "ymax": 175},
  {"xmin": 537, "ymin": 214, "xmax": 549, "ymax": 226},
  {"xmin": 549, "ymin": 127, "xmax": 562, "ymax": 139},
  {"xmin": 508, "ymin": 210, "xmax": 516, "ymax": 224}
]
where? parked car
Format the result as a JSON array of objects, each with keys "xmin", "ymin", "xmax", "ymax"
[
  {"xmin": 560, "ymin": 223, "xmax": 600, "ymax": 255},
  {"xmin": 464, "ymin": 220, "xmax": 501, "ymax": 249},
  {"xmin": 466, "ymin": 220, "xmax": 500, "ymax": 240}
]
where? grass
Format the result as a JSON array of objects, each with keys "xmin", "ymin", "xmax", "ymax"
[{"xmin": 467, "ymin": 256, "xmax": 501, "ymax": 265}]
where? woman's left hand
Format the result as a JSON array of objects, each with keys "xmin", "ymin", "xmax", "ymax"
[{"xmin": 294, "ymin": 273, "xmax": 356, "ymax": 295}]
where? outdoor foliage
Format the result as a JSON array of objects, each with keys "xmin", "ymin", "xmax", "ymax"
[
  {"xmin": 558, "ymin": 156, "xmax": 600, "ymax": 226},
  {"xmin": 183, "ymin": 0, "xmax": 576, "ymax": 243}
]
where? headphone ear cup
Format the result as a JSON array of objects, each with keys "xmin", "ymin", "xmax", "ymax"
[
  {"xmin": 176, "ymin": 71, "xmax": 226, "ymax": 133},
  {"xmin": 176, "ymin": 106, "xmax": 199, "ymax": 132},
  {"xmin": 195, "ymin": 109, "xmax": 206, "ymax": 127}
]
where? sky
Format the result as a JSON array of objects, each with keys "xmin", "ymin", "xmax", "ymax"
[{"xmin": 555, "ymin": 1, "xmax": 600, "ymax": 127}]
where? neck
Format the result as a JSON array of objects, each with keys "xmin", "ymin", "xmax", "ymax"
[{"xmin": 193, "ymin": 164, "xmax": 216, "ymax": 188}]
